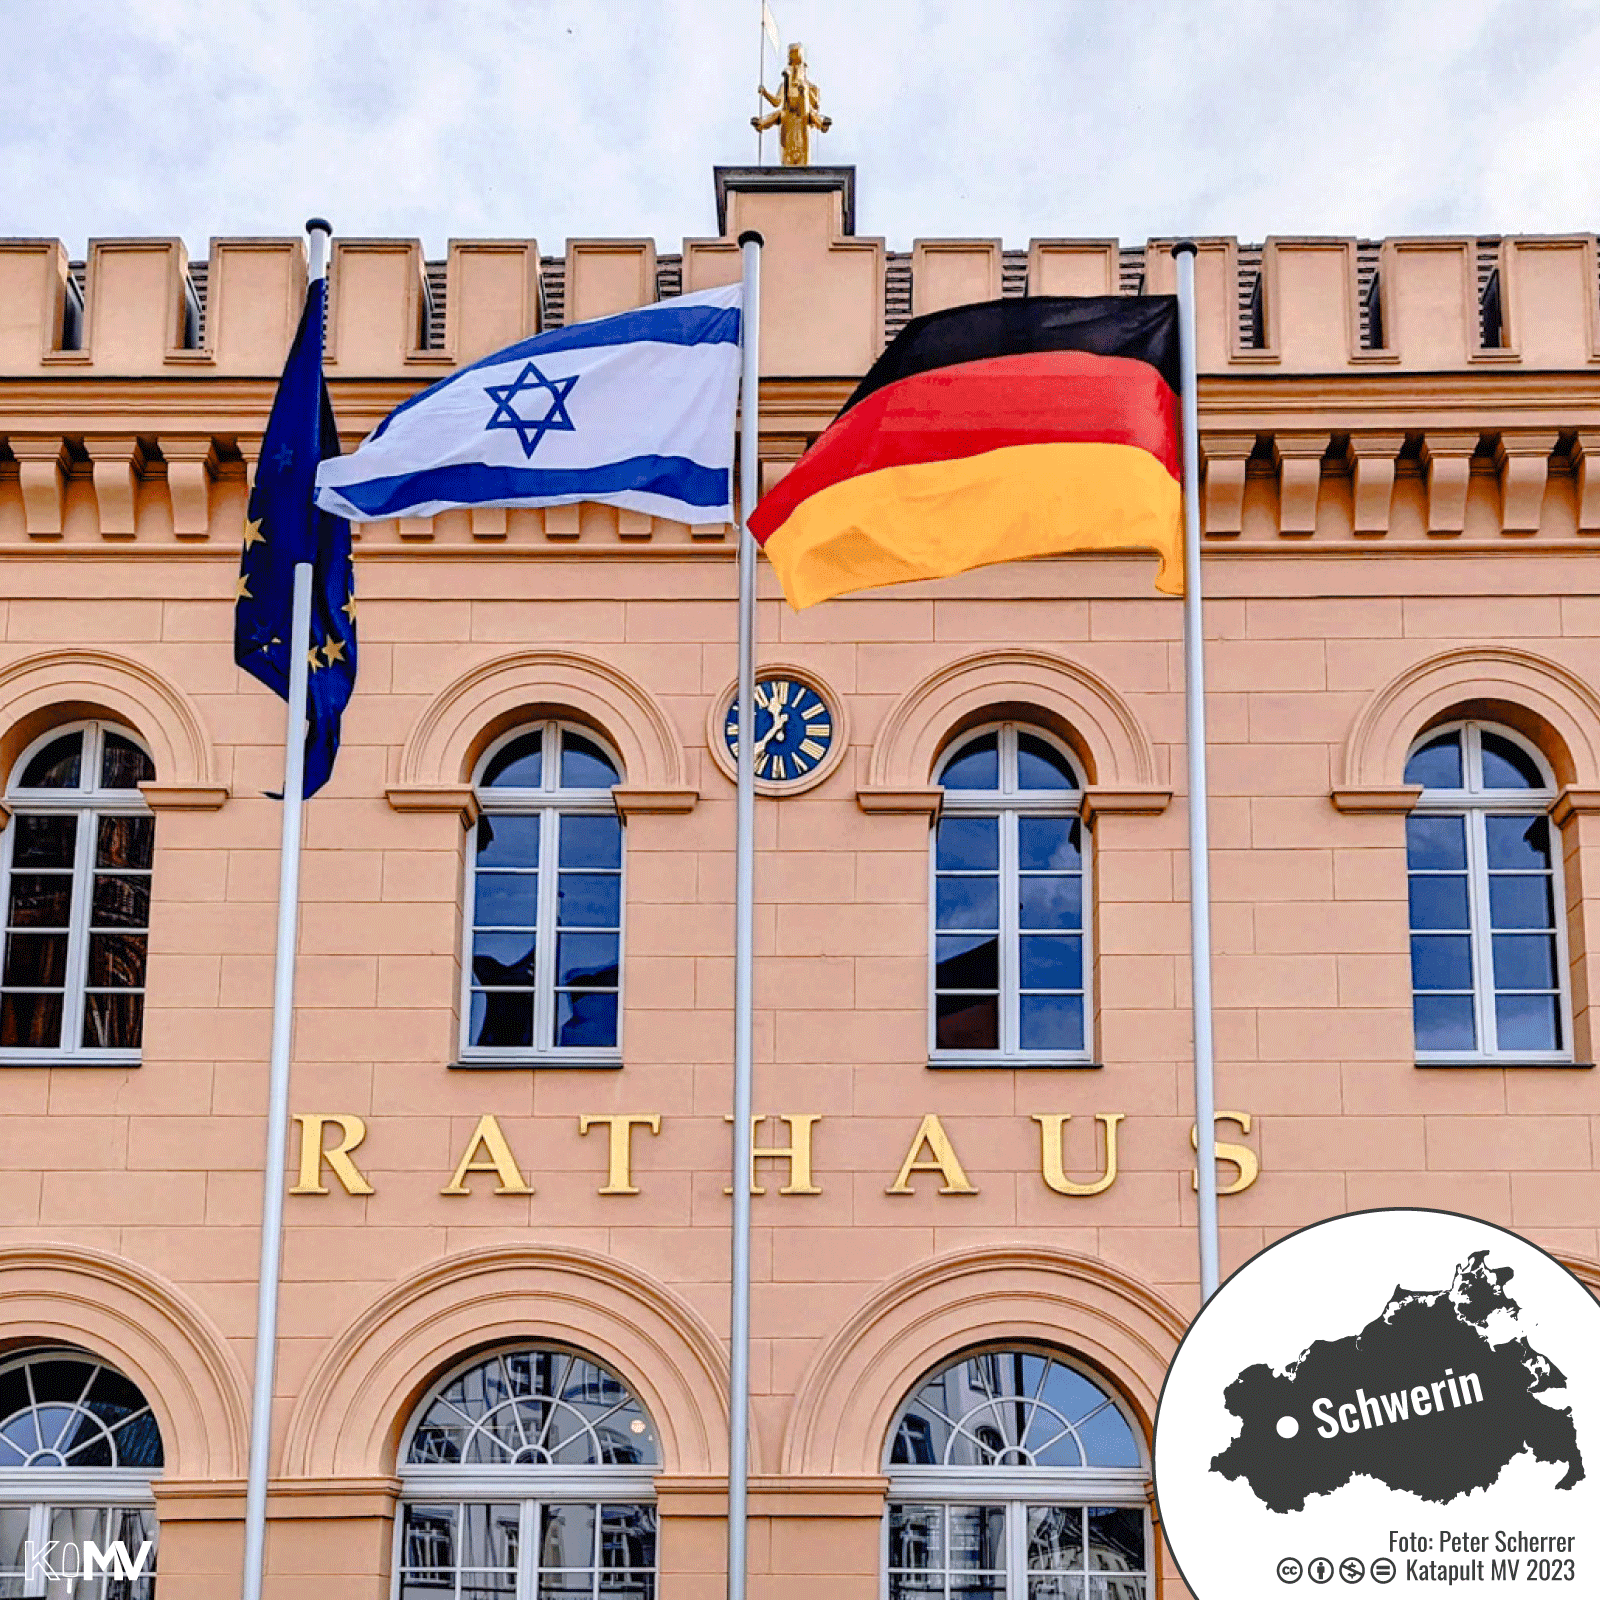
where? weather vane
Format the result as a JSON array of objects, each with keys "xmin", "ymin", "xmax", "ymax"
[{"xmin": 752, "ymin": 41, "xmax": 832, "ymax": 166}]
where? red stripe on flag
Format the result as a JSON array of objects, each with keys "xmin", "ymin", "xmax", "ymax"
[{"xmin": 750, "ymin": 349, "xmax": 1180, "ymax": 544}]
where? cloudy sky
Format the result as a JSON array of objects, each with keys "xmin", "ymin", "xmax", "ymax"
[{"xmin": 6, "ymin": 0, "xmax": 1595, "ymax": 257}]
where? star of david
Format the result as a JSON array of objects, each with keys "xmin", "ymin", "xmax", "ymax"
[{"xmin": 483, "ymin": 361, "xmax": 579, "ymax": 458}]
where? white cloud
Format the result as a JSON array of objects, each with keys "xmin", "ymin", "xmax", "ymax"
[{"xmin": 3, "ymin": 0, "xmax": 1596, "ymax": 257}]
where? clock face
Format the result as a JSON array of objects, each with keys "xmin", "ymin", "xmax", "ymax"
[{"xmin": 723, "ymin": 675, "xmax": 836, "ymax": 785}]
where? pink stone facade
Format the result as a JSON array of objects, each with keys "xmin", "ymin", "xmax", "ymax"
[{"xmin": 2, "ymin": 171, "xmax": 1599, "ymax": 1596}]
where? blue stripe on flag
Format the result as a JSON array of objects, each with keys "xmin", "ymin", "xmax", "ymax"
[
  {"xmin": 326, "ymin": 456, "xmax": 731, "ymax": 519},
  {"xmin": 373, "ymin": 299, "xmax": 741, "ymax": 440}
]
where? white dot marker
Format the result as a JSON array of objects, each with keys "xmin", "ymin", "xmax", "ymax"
[{"xmin": 1276, "ymin": 1415, "xmax": 1299, "ymax": 1439}]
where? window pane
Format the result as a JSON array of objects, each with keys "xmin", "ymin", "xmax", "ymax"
[
  {"xmin": 1492, "ymin": 933, "xmax": 1558, "ymax": 990},
  {"xmin": 1017, "ymin": 733, "xmax": 1076, "ymax": 790},
  {"xmin": 1021, "ymin": 993, "xmax": 1084, "ymax": 1052},
  {"xmin": 19, "ymin": 731, "xmax": 83, "ymax": 789},
  {"xmin": 1028, "ymin": 1505, "xmax": 1083, "ymax": 1570},
  {"xmin": 1077, "ymin": 1404, "xmax": 1143, "ymax": 1467},
  {"xmin": 1410, "ymin": 934, "xmax": 1472, "ymax": 992},
  {"xmin": 948, "ymin": 1505, "xmax": 1006, "ymax": 1571},
  {"xmin": 889, "ymin": 1504, "xmax": 943, "ymax": 1570},
  {"xmin": 600, "ymin": 1502, "xmax": 656, "ymax": 1568},
  {"xmin": 937, "ymin": 816, "xmax": 999, "ymax": 871},
  {"xmin": 556, "ymin": 990, "xmax": 618, "ymax": 1048},
  {"xmin": 461, "ymin": 1578, "xmax": 516, "ymax": 1600},
  {"xmin": 11, "ymin": 813, "xmax": 76, "ymax": 868},
  {"xmin": 1020, "ymin": 934, "xmax": 1082, "ymax": 990},
  {"xmin": 1496, "ymin": 993, "xmax": 1561, "ymax": 1052},
  {"xmin": 1086, "ymin": 1507, "xmax": 1145, "ymax": 1573},
  {"xmin": 1408, "ymin": 876, "xmax": 1470, "ymax": 930},
  {"xmin": 1479, "ymin": 731, "xmax": 1544, "ymax": 791},
  {"xmin": 561, "ymin": 731, "xmax": 621, "ymax": 788},
  {"xmin": 936, "ymin": 875, "xmax": 999, "ymax": 930},
  {"xmin": 941, "ymin": 733, "xmax": 999, "ymax": 790},
  {"xmin": 100, "ymin": 731, "xmax": 155, "ymax": 788},
  {"xmin": 0, "ymin": 991, "xmax": 62, "ymax": 1048},
  {"xmin": 475, "ymin": 871, "xmax": 539, "ymax": 927},
  {"xmin": 1028, "ymin": 1581, "xmax": 1088, "ymax": 1600},
  {"xmin": 936, "ymin": 992, "xmax": 998, "ymax": 1051},
  {"xmin": 470, "ymin": 990, "xmax": 534, "ymax": 1048},
  {"xmin": 461, "ymin": 1501, "xmax": 520, "ymax": 1565},
  {"xmin": 4, "ymin": 931, "xmax": 68, "ymax": 986},
  {"xmin": 475, "ymin": 813, "xmax": 540, "ymax": 867},
  {"xmin": 1405, "ymin": 814, "xmax": 1466, "ymax": 870},
  {"xmin": 88, "ymin": 932, "xmax": 147, "ymax": 988},
  {"xmin": 557, "ymin": 872, "xmax": 622, "ymax": 927},
  {"xmin": 1488, "ymin": 876, "xmax": 1555, "ymax": 930},
  {"xmin": 1414, "ymin": 993, "xmax": 1476, "ymax": 1052},
  {"xmin": 8, "ymin": 873, "xmax": 73, "ymax": 927},
  {"xmin": 541, "ymin": 1502, "xmax": 597, "ymax": 1568},
  {"xmin": 937, "ymin": 933, "xmax": 999, "ymax": 990},
  {"xmin": 557, "ymin": 932, "xmax": 620, "ymax": 989},
  {"xmin": 559, "ymin": 813, "xmax": 622, "ymax": 868},
  {"xmin": 472, "ymin": 932, "xmax": 537, "ymax": 986},
  {"xmin": 83, "ymin": 991, "xmax": 144, "ymax": 1049},
  {"xmin": 1404, "ymin": 731, "xmax": 1462, "ymax": 788},
  {"xmin": 482, "ymin": 730, "xmax": 544, "ymax": 788},
  {"xmin": 0, "ymin": 1504, "xmax": 26, "ymax": 1566},
  {"xmin": 1019, "ymin": 815, "xmax": 1081, "ymax": 870},
  {"xmin": 92, "ymin": 874, "xmax": 150, "ymax": 929},
  {"xmin": 1100, "ymin": 1581, "xmax": 1146, "ymax": 1600},
  {"xmin": 1020, "ymin": 876, "xmax": 1082, "ymax": 930},
  {"xmin": 1485, "ymin": 814, "xmax": 1550, "ymax": 870},
  {"xmin": 97, "ymin": 813, "xmax": 154, "ymax": 869}
]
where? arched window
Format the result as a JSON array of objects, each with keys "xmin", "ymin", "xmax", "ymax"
[
  {"xmin": 463, "ymin": 722, "xmax": 624, "ymax": 1065},
  {"xmin": 885, "ymin": 1347, "xmax": 1149, "ymax": 1600},
  {"xmin": 395, "ymin": 1346, "xmax": 658, "ymax": 1599},
  {"xmin": 0, "ymin": 1348, "xmax": 162, "ymax": 1593},
  {"xmin": 2, "ymin": 720, "xmax": 155, "ymax": 1063},
  {"xmin": 1404, "ymin": 721, "xmax": 1570, "ymax": 1062},
  {"xmin": 932, "ymin": 724, "xmax": 1089, "ymax": 1065}
]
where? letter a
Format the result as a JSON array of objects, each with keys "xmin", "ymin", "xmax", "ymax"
[
  {"xmin": 441, "ymin": 1115, "xmax": 534, "ymax": 1195},
  {"xmin": 886, "ymin": 1114, "xmax": 978, "ymax": 1195}
]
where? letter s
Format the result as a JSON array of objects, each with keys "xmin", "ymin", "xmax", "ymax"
[{"xmin": 1313, "ymin": 1398, "xmax": 1338, "ymax": 1439}]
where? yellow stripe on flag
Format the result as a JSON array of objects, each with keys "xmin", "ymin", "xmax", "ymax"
[{"xmin": 760, "ymin": 441, "xmax": 1184, "ymax": 609}]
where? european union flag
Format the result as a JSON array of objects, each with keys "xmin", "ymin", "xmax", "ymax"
[{"xmin": 233, "ymin": 275, "xmax": 356, "ymax": 798}]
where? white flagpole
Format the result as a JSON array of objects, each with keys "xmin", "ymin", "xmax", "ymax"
[
  {"xmin": 729, "ymin": 228, "xmax": 763, "ymax": 1600},
  {"xmin": 239, "ymin": 218, "xmax": 328, "ymax": 1600},
  {"xmin": 1172, "ymin": 240, "xmax": 1220, "ymax": 1302}
]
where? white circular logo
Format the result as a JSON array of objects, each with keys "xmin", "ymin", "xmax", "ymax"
[{"xmin": 1155, "ymin": 1209, "xmax": 1600, "ymax": 1598}]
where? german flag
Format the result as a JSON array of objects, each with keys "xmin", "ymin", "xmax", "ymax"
[{"xmin": 748, "ymin": 295, "xmax": 1184, "ymax": 608}]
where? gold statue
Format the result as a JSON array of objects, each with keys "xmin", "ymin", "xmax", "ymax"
[{"xmin": 752, "ymin": 42, "xmax": 832, "ymax": 167}]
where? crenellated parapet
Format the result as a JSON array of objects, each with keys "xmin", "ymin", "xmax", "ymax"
[{"xmin": 3, "ymin": 168, "xmax": 1600, "ymax": 552}]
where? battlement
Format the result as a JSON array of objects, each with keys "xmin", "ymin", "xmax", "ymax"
[
  {"xmin": 4, "ymin": 169, "xmax": 1599, "ymax": 379},
  {"xmin": 3, "ymin": 173, "xmax": 1600, "ymax": 552}
]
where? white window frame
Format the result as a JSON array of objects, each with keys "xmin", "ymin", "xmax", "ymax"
[
  {"xmin": 881, "ymin": 1346, "xmax": 1151, "ymax": 1600},
  {"xmin": 0, "ymin": 720, "xmax": 154, "ymax": 1067},
  {"xmin": 1407, "ymin": 719, "xmax": 1573, "ymax": 1066},
  {"xmin": 459, "ymin": 720, "xmax": 625, "ymax": 1068},
  {"xmin": 929, "ymin": 723, "xmax": 1093, "ymax": 1068},
  {"xmin": 392, "ymin": 1346, "xmax": 658, "ymax": 1600},
  {"xmin": 0, "ymin": 1347, "xmax": 161, "ymax": 1597}
]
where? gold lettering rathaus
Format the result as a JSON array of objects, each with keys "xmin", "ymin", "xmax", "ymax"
[{"xmin": 752, "ymin": 42, "xmax": 832, "ymax": 167}]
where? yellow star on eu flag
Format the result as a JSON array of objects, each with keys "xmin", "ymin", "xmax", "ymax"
[
  {"xmin": 322, "ymin": 634, "xmax": 347, "ymax": 665},
  {"xmin": 242, "ymin": 516, "xmax": 265, "ymax": 549},
  {"xmin": 234, "ymin": 574, "xmax": 252, "ymax": 600}
]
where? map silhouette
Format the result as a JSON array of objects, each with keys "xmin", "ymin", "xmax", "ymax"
[{"xmin": 1211, "ymin": 1251, "xmax": 1584, "ymax": 1512}]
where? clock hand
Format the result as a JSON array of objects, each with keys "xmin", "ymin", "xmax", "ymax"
[{"xmin": 752, "ymin": 709, "xmax": 789, "ymax": 760}]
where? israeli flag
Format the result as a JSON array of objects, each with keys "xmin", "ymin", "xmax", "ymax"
[{"xmin": 314, "ymin": 284, "xmax": 742, "ymax": 525}]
